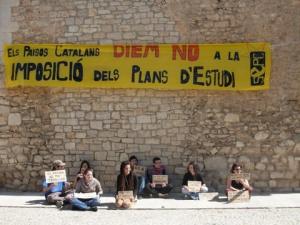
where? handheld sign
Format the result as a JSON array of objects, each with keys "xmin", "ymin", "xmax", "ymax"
[
  {"xmin": 133, "ymin": 165, "xmax": 146, "ymax": 176},
  {"xmin": 227, "ymin": 190, "xmax": 250, "ymax": 203},
  {"xmin": 152, "ymin": 175, "xmax": 168, "ymax": 184},
  {"xmin": 188, "ymin": 181, "xmax": 202, "ymax": 192},
  {"xmin": 74, "ymin": 192, "xmax": 97, "ymax": 199},
  {"xmin": 230, "ymin": 173, "xmax": 251, "ymax": 180},
  {"xmin": 118, "ymin": 191, "xmax": 134, "ymax": 200},
  {"xmin": 45, "ymin": 170, "xmax": 67, "ymax": 184}
]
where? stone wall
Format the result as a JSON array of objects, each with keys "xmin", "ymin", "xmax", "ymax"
[{"xmin": 0, "ymin": 0, "xmax": 299, "ymax": 192}]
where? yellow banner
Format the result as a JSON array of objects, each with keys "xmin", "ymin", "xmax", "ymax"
[{"xmin": 3, "ymin": 43, "xmax": 271, "ymax": 90}]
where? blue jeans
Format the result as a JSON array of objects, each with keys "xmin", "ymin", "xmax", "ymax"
[
  {"xmin": 70, "ymin": 197, "xmax": 100, "ymax": 210},
  {"xmin": 137, "ymin": 176, "xmax": 145, "ymax": 195},
  {"xmin": 185, "ymin": 192, "xmax": 199, "ymax": 200}
]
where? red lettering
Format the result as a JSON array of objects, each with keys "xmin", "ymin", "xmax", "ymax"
[
  {"xmin": 172, "ymin": 45, "xmax": 186, "ymax": 60},
  {"xmin": 131, "ymin": 45, "xmax": 142, "ymax": 57},
  {"xmin": 113, "ymin": 45, "xmax": 160, "ymax": 58},
  {"xmin": 172, "ymin": 45, "xmax": 199, "ymax": 61},
  {"xmin": 188, "ymin": 45, "xmax": 199, "ymax": 62},
  {"xmin": 113, "ymin": 45, "xmax": 124, "ymax": 58},
  {"xmin": 144, "ymin": 45, "xmax": 159, "ymax": 57}
]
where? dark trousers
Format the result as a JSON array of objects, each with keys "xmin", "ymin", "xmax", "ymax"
[{"xmin": 143, "ymin": 183, "xmax": 173, "ymax": 197}]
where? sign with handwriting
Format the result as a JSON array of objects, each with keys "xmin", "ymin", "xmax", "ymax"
[
  {"xmin": 230, "ymin": 173, "xmax": 251, "ymax": 180},
  {"xmin": 45, "ymin": 170, "xmax": 67, "ymax": 183},
  {"xmin": 133, "ymin": 165, "xmax": 146, "ymax": 176},
  {"xmin": 152, "ymin": 175, "xmax": 168, "ymax": 184},
  {"xmin": 74, "ymin": 192, "xmax": 97, "ymax": 199},
  {"xmin": 118, "ymin": 191, "xmax": 134, "ymax": 200},
  {"xmin": 188, "ymin": 181, "xmax": 202, "ymax": 192},
  {"xmin": 228, "ymin": 190, "xmax": 250, "ymax": 203}
]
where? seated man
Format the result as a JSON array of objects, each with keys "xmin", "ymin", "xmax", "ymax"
[
  {"xmin": 143, "ymin": 157, "xmax": 173, "ymax": 197},
  {"xmin": 42, "ymin": 160, "xmax": 70, "ymax": 207},
  {"xmin": 129, "ymin": 155, "xmax": 145, "ymax": 198}
]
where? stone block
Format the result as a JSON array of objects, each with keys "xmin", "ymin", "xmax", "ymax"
[
  {"xmin": 255, "ymin": 131, "xmax": 269, "ymax": 140},
  {"xmin": 205, "ymin": 156, "xmax": 227, "ymax": 171},
  {"xmin": 90, "ymin": 121, "xmax": 103, "ymax": 129},
  {"xmin": 224, "ymin": 113, "xmax": 239, "ymax": 122},
  {"xmin": 95, "ymin": 151, "xmax": 107, "ymax": 160},
  {"xmin": 8, "ymin": 113, "xmax": 21, "ymax": 125}
]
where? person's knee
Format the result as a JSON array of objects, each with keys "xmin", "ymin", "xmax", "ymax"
[
  {"xmin": 182, "ymin": 187, "xmax": 189, "ymax": 194},
  {"xmin": 123, "ymin": 199, "xmax": 132, "ymax": 209},
  {"xmin": 116, "ymin": 199, "xmax": 123, "ymax": 208},
  {"xmin": 201, "ymin": 186, "xmax": 208, "ymax": 193}
]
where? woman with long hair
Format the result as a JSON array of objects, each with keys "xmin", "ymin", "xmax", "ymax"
[
  {"xmin": 116, "ymin": 161, "xmax": 138, "ymax": 209},
  {"xmin": 226, "ymin": 163, "xmax": 253, "ymax": 195},
  {"xmin": 182, "ymin": 161, "xmax": 208, "ymax": 200},
  {"xmin": 70, "ymin": 168, "xmax": 102, "ymax": 211},
  {"xmin": 73, "ymin": 160, "xmax": 91, "ymax": 188}
]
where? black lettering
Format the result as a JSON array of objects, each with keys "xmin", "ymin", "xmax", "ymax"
[
  {"xmin": 180, "ymin": 69, "xmax": 190, "ymax": 84},
  {"xmin": 193, "ymin": 66, "xmax": 204, "ymax": 86},
  {"xmin": 214, "ymin": 51, "xmax": 221, "ymax": 60},
  {"xmin": 131, "ymin": 65, "xmax": 140, "ymax": 82}
]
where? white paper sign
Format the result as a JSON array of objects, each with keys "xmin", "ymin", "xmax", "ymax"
[
  {"xmin": 45, "ymin": 170, "xmax": 67, "ymax": 183},
  {"xmin": 188, "ymin": 181, "xmax": 202, "ymax": 192},
  {"xmin": 152, "ymin": 175, "xmax": 168, "ymax": 184},
  {"xmin": 74, "ymin": 192, "xmax": 97, "ymax": 199}
]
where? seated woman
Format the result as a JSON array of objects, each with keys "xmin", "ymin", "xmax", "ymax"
[
  {"xmin": 73, "ymin": 160, "xmax": 91, "ymax": 188},
  {"xmin": 116, "ymin": 161, "xmax": 138, "ymax": 209},
  {"xmin": 70, "ymin": 168, "xmax": 102, "ymax": 212},
  {"xmin": 182, "ymin": 161, "xmax": 208, "ymax": 200},
  {"xmin": 226, "ymin": 163, "xmax": 253, "ymax": 195},
  {"xmin": 42, "ymin": 160, "xmax": 70, "ymax": 207},
  {"xmin": 129, "ymin": 155, "xmax": 145, "ymax": 197}
]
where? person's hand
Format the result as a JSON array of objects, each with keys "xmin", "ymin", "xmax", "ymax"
[
  {"xmin": 150, "ymin": 182, "xmax": 156, "ymax": 188},
  {"xmin": 161, "ymin": 183, "xmax": 166, "ymax": 187},
  {"xmin": 65, "ymin": 182, "xmax": 71, "ymax": 189},
  {"xmin": 76, "ymin": 174, "xmax": 83, "ymax": 179}
]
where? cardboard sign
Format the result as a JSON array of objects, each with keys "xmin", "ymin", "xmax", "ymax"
[
  {"xmin": 118, "ymin": 191, "xmax": 134, "ymax": 200},
  {"xmin": 74, "ymin": 192, "xmax": 97, "ymax": 199},
  {"xmin": 227, "ymin": 190, "xmax": 250, "ymax": 203},
  {"xmin": 152, "ymin": 175, "xmax": 168, "ymax": 184},
  {"xmin": 133, "ymin": 165, "xmax": 146, "ymax": 176},
  {"xmin": 45, "ymin": 170, "xmax": 67, "ymax": 183},
  {"xmin": 188, "ymin": 181, "xmax": 202, "ymax": 192},
  {"xmin": 230, "ymin": 173, "xmax": 251, "ymax": 180}
]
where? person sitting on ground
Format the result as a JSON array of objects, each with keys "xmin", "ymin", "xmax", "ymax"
[
  {"xmin": 182, "ymin": 161, "xmax": 208, "ymax": 200},
  {"xmin": 73, "ymin": 160, "xmax": 91, "ymax": 188},
  {"xmin": 42, "ymin": 160, "xmax": 70, "ymax": 207},
  {"xmin": 129, "ymin": 155, "xmax": 145, "ymax": 198},
  {"xmin": 144, "ymin": 157, "xmax": 173, "ymax": 198},
  {"xmin": 226, "ymin": 163, "xmax": 253, "ymax": 195},
  {"xmin": 70, "ymin": 168, "xmax": 102, "ymax": 212},
  {"xmin": 116, "ymin": 161, "xmax": 138, "ymax": 209}
]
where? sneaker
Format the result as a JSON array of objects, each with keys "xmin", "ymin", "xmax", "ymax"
[
  {"xmin": 89, "ymin": 206, "xmax": 98, "ymax": 212},
  {"xmin": 56, "ymin": 200, "xmax": 64, "ymax": 209}
]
